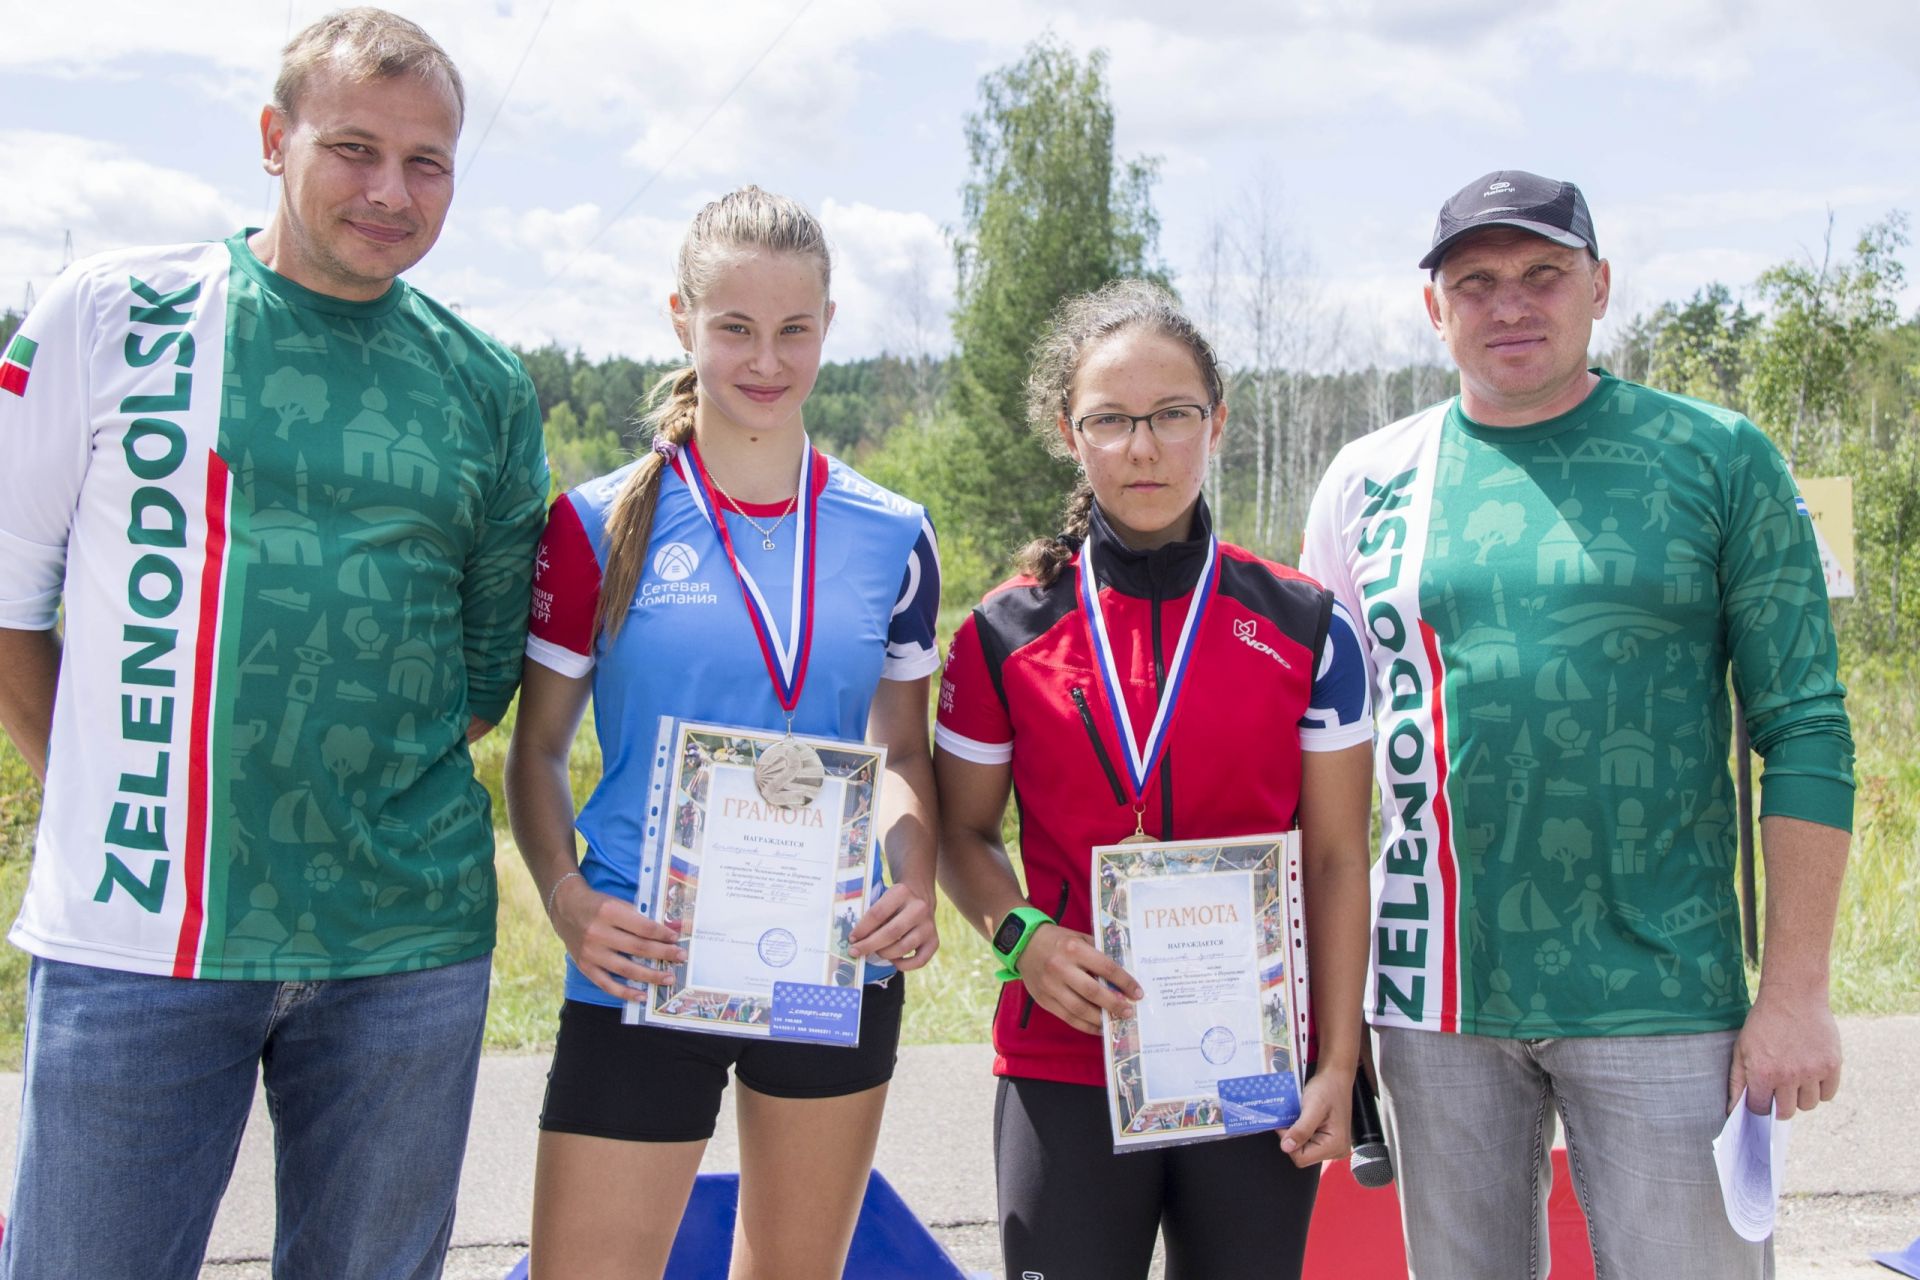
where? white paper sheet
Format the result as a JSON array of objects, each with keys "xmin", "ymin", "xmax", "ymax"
[
  {"xmin": 1713, "ymin": 1089, "xmax": 1792, "ymax": 1243},
  {"xmin": 685, "ymin": 763, "xmax": 846, "ymax": 995},
  {"xmin": 1129, "ymin": 869, "xmax": 1262, "ymax": 1103}
]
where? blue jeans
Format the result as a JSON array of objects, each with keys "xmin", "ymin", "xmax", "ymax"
[
  {"xmin": 1375, "ymin": 1025, "xmax": 1770, "ymax": 1280},
  {"xmin": 1, "ymin": 954, "xmax": 491, "ymax": 1280}
]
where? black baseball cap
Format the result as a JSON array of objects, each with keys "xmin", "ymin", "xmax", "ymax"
[{"xmin": 1420, "ymin": 170, "xmax": 1598, "ymax": 271}]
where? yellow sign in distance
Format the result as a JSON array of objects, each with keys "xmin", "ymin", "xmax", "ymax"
[{"xmin": 1796, "ymin": 476, "xmax": 1855, "ymax": 600}]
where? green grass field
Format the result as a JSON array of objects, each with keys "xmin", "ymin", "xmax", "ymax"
[
  {"xmin": 1821, "ymin": 655, "xmax": 1920, "ymax": 1014},
  {"xmin": 0, "ymin": 655, "xmax": 1914, "ymax": 1062}
]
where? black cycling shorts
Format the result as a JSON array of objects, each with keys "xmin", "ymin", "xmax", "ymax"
[
  {"xmin": 995, "ymin": 1074, "xmax": 1318, "ymax": 1280},
  {"xmin": 539, "ymin": 976, "xmax": 904, "ymax": 1143}
]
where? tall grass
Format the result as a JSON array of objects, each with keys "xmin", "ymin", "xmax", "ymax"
[{"xmin": 1816, "ymin": 654, "xmax": 1919, "ymax": 1014}]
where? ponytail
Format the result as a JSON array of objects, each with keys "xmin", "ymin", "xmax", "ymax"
[
  {"xmin": 1015, "ymin": 478, "xmax": 1095, "ymax": 587},
  {"xmin": 593, "ymin": 365, "xmax": 699, "ymax": 642}
]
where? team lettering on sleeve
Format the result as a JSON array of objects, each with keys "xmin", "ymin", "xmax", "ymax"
[
  {"xmin": 525, "ymin": 495, "xmax": 602, "ymax": 678},
  {"xmin": 934, "ymin": 614, "xmax": 1012, "ymax": 764}
]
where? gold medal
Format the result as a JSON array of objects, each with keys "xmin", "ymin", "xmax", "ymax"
[
  {"xmin": 1118, "ymin": 805, "xmax": 1155, "ymax": 845},
  {"xmin": 755, "ymin": 735, "xmax": 825, "ymax": 808}
]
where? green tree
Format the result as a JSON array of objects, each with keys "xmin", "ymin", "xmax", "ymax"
[
  {"xmin": 1741, "ymin": 210, "xmax": 1916, "ymax": 652},
  {"xmin": 1648, "ymin": 283, "xmax": 1758, "ymax": 407},
  {"xmin": 1840, "ymin": 318, "xmax": 1920, "ymax": 646},
  {"xmin": 517, "ymin": 343, "xmax": 576, "ymax": 416},
  {"xmin": 1598, "ymin": 308, "xmax": 1659, "ymax": 385},
  {"xmin": 941, "ymin": 36, "xmax": 1165, "ymax": 559},
  {"xmin": 1746, "ymin": 212, "xmax": 1909, "ymax": 467}
]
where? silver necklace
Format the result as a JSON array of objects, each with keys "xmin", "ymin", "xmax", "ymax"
[{"xmin": 705, "ymin": 470, "xmax": 798, "ymax": 550}]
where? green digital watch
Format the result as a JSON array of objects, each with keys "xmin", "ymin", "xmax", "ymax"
[{"xmin": 991, "ymin": 906, "xmax": 1053, "ymax": 981}]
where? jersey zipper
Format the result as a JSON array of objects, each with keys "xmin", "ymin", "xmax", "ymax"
[
  {"xmin": 1018, "ymin": 880, "xmax": 1074, "ymax": 1029},
  {"xmin": 1070, "ymin": 686, "xmax": 1128, "ymax": 806}
]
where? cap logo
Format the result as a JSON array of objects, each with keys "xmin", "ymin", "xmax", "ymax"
[{"xmin": 1485, "ymin": 180, "xmax": 1513, "ymax": 196}]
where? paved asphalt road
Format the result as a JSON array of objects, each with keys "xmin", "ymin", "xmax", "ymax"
[{"xmin": 0, "ymin": 1017, "xmax": 1913, "ymax": 1278}]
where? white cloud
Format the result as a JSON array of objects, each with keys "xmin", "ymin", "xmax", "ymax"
[
  {"xmin": 6, "ymin": 0, "xmax": 1913, "ymax": 354},
  {"xmin": 1624, "ymin": 247, "xmax": 1773, "ymax": 304},
  {"xmin": 1606, "ymin": 186, "xmax": 1906, "ymax": 240},
  {"xmin": 432, "ymin": 200, "xmax": 689, "ymax": 359},
  {"xmin": 0, "ymin": 7, "xmax": 278, "ymax": 75},
  {"xmin": 0, "ymin": 131, "xmax": 251, "ymax": 309},
  {"xmin": 433, "ymin": 194, "xmax": 958, "ymax": 362},
  {"xmin": 818, "ymin": 199, "xmax": 954, "ymax": 358}
]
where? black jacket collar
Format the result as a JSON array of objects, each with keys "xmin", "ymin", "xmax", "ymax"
[{"xmin": 1085, "ymin": 496, "xmax": 1214, "ymax": 600}]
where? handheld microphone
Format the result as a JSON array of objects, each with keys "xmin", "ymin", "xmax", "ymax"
[{"xmin": 1349, "ymin": 1071, "xmax": 1394, "ymax": 1188}]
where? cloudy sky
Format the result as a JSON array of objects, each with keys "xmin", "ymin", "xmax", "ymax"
[{"xmin": 3, "ymin": 0, "xmax": 1916, "ymax": 367}]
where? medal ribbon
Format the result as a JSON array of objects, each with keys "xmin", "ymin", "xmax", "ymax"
[
  {"xmin": 679, "ymin": 436, "xmax": 820, "ymax": 712},
  {"xmin": 1078, "ymin": 528, "xmax": 1219, "ymax": 802}
]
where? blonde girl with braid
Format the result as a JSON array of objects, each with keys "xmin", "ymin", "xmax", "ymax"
[{"xmin": 505, "ymin": 186, "xmax": 943, "ymax": 1280}]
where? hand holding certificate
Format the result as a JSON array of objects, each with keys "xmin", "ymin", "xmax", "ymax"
[
  {"xmin": 1095, "ymin": 835, "xmax": 1312, "ymax": 1152},
  {"xmin": 624, "ymin": 718, "xmax": 883, "ymax": 1047},
  {"xmin": 620, "ymin": 441, "xmax": 885, "ymax": 1046},
  {"xmin": 1072, "ymin": 517, "xmax": 1315, "ymax": 1150}
]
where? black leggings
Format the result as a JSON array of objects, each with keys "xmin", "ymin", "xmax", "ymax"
[{"xmin": 994, "ymin": 1076, "xmax": 1319, "ymax": 1280}]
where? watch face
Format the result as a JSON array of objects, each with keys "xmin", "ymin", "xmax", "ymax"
[{"xmin": 993, "ymin": 913, "xmax": 1028, "ymax": 955}]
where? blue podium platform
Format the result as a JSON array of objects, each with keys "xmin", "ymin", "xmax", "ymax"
[
  {"xmin": 1875, "ymin": 1235, "xmax": 1920, "ymax": 1278},
  {"xmin": 503, "ymin": 1169, "xmax": 979, "ymax": 1279}
]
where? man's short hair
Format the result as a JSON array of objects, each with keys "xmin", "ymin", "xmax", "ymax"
[{"xmin": 273, "ymin": 7, "xmax": 465, "ymax": 124}]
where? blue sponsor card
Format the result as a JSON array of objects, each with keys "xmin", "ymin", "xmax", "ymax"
[
  {"xmin": 771, "ymin": 981, "xmax": 861, "ymax": 1046},
  {"xmin": 1218, "ymin": 1072, "xmax": 1301, "ymax": 1135}
]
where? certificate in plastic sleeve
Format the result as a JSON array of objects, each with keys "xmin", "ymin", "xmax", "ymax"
[
  {"xmin": 1094, "ymin": 833, "xmax": 1311, "ymax": 1151},
  {"xmin": 622, "ymin": 717, "xmax": 882, "ymax": 1046}
]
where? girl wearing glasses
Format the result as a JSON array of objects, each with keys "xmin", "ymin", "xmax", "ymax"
[{"xmin": 933, "ymin": 280, "xmax": 1374, "ymax": 1279}]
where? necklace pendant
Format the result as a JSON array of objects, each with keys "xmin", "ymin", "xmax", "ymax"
[{"xmin": 762, "ymin": 536, "xmax": 777, "ymax": 551}]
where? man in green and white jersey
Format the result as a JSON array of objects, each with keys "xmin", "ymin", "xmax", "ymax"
[
  {"xmin": 1302, "ymin": 171, "xmax": 1852, "ymax": 1278},
  {"xmin": 0, "ymin": 11, "xmax": 549, "ymax": 1277}
]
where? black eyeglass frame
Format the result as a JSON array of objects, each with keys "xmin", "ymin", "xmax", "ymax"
[{"xmin": 1069, "ymin": 402, "xmax": 1216, "ymax": 450}]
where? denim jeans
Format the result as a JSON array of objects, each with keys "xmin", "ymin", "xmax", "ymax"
[
  {"xmin": 1, "ymin": 953, "xmax": 491, "ymax": 1280},
  {"xmin": 1374, "ymin": 1025, "xmax": 1770, "ymax": 1280}
]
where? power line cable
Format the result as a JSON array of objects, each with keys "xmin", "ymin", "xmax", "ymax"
[
  {"xmin": 458, "ymin": 0, "xmax": 558, "ymax": 187},
  {"xmin": 505, "ymin": 0, "xmax": 816, "ymax": 324}
]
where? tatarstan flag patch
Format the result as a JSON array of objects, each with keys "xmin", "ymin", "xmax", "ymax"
[{"xmin": 0, "ymin": 334, "xmax": 35, "ymax": 397}]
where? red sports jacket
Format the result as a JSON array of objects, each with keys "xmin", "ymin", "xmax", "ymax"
[{"xmin": 936, "ymin": 500, "xmax": 1348, "ymax": 1085}]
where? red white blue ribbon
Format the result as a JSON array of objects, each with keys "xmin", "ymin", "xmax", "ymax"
[
  {"xmin": 1077, "ymin": 528, "xmax": 1219, "ymax": 802},
  {"xmin": 679, "ymin": 436, "xmax": 820, "ymax": 713}
]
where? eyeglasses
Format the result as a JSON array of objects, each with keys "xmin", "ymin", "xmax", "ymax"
[{"xmin": 1070, "ymin": 403, "xmax": 1213, "ymax": 450}]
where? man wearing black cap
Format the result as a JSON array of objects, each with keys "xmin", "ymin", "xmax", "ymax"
[{"xmin": 1301, "ymin": 170, "xmax": 1852, "ymax": 1276}]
